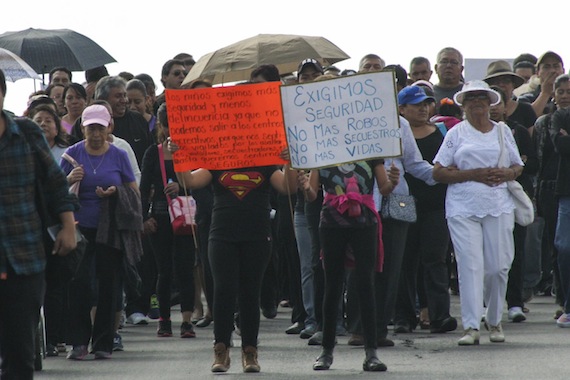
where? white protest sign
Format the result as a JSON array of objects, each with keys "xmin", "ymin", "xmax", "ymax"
[{"xmin": 280, "ymin": 71, "xmax": 402, "ymax": 170}]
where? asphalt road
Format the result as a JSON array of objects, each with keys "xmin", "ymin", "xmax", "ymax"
[{"xmin": 35, "ymin": 294, "xmax": 567, "ymax": 380}]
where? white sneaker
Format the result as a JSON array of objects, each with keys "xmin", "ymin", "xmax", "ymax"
[
  {"xmin": 126, "ymin": 312, "xmax": 148, "ymax": 325},
  {"xmin": 458, "ymin": 328, "xmax": 480, "ymax": 346},
  {"xmin": 489, "ymin": 323, "xmax": 505, "ymax": 342},
  {"xmin": 507, "ymin": 307, "xmax": 526, "ymax": 323}
]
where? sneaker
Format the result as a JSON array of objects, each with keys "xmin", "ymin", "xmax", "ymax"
[
  {"xmin": 147, "ymin": 294, "xmax": 160, "ymax": 320},
  {"xmin": 489, "ymin": 323, "xmax": 505, "ymax": 342},
  {"xmin": 157, "ymin": 320, "xmax": 173, "ymax": 337},
  {"xmin": 557, "ymin": 313, "xmax": 570, "ymax": 328},
  {"xmin": 113, "ymin": 332, "xmax": 124, "ymax": 351},
  {"xmin": 507, "ymin": 307, "xmax": 527, "ymax": 323},
  {"xmin": 458, "ymin": 328, "xmax": 480, "ymax": 346},
  {"xmin": 180, "ymin": 322, "xmax": 196, "ymax": 338},
  {"xmin": 94, "ymin": 351, "xmax": 112, "ymax": 360},
  {"xmin": 126, "ymin": 312, "xmax": 148, "ymax": 325},
  {"xmin": 67, "ymin": 345, "xmax": 88, "ymax": 360}
]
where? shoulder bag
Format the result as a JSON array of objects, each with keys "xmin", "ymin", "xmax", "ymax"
[
  {"xmin": 497, "ymin": 123, "xmax": 534, "ymax": 226},
  {"xmin": 158, "ymin": 144, "xmax": 197, "ymax": 235},
  {"xmin": 381, "ymin": 193, "xmax": 417, "ymax": 223}
]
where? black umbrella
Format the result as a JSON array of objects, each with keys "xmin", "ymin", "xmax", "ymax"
[{"xmin": 0, "ymin": 28, "xmax": 116, "ymax": 75}]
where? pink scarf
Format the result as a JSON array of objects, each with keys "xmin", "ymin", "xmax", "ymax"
[{"xmin": 323, "ymin": 192, "xmax": 385, "ymax": 272}]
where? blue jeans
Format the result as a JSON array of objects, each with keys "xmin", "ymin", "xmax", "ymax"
[
  {"xmin": 294, "ymin": 211, "xmax": 316, "ymax": 328},
  {"xmin": 555, "ymin": 196, "xmax": 570, "ymax": 313}
]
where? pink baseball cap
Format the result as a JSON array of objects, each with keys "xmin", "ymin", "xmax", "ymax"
[{"xmin": 82, "ymin": 104, "xmax": 111, "ymax": 127}]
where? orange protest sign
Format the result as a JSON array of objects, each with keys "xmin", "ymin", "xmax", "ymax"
[{"xmin": 166, "ymin": 82, "xmax": 287, "ymax": 172}]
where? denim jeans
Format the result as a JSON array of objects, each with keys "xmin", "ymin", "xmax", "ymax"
[
  {"xmin": 555, "ymin": 196, "xmax": 570, "ymax": 313},
  {"xmin": 294, "ymin": 211, "xmax": 316, "ymax": 328}
]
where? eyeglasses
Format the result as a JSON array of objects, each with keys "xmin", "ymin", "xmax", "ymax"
[
  {"xmin": 172, "ymin": 70, "xmax": 188, "ymax": 77},
  {"xmin": 438, "ymin": 59, "xmax": 461, "ymax": 67},
  {"xmin": 463, "ymin": 93, "xmax": 489, "ymax": 102}
]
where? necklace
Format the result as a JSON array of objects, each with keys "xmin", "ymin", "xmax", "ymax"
[{"xmin": 87, "ymin": 151, "xmax": 107, "ymax": 174}]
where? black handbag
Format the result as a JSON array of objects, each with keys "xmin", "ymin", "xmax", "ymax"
[
  {"xmin": 47, "ymin": 224, "xmax": 87, "ymax": 280},
  {"xmin": 381, "ymin": 193, "xmax": 417, "ymax": 223}
]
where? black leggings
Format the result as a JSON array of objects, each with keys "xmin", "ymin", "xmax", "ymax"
[
  {"xmin": 208, "ymin": 239, "xmax": 271, "ymax": 348},
  {"xmin": 149, "ymin": 214, "xmax": 195, "ymax": 319},
  {"xmin": 320, "ymin": 225, "xmax": 377, "ymax": 349}
]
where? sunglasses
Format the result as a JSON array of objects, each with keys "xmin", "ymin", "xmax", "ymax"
[
  {"xmin": 463, "ymin": 93, "xmax": 489, "ymax": 102},
  {"xmin": 172, "ymin": 70, "xmax": 188, "ymax": 77}
]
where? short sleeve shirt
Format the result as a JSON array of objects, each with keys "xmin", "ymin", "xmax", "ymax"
[
  {"xmin": 209, "ymin": 166, "xmax": 279, "ymax": 242},
  {"xmin": 433, "ymin": 121, "xmax": 524, "ymax": 218}
]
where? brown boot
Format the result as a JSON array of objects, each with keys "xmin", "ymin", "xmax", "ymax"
[
  {"xmin": 211, "ymin": 342, "xmax": 230, "ymax": 373},
  {"xmin": 242, "ymin": 346, "xmax": 260, "ymax": 373}
]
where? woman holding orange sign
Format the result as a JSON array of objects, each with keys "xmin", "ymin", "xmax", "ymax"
[{"xmin": 169, "ymin": 131, "xmax": 295, "ymax": 373}]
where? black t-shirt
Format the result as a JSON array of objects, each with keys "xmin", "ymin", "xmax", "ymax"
[
  {"xmin": 509, "ymin": 101, "xmax": 537, "ymax": 129},
  {"xmin": 405, "ymin": 129, "xmax": 447, "ymax": 213},
  {"xmin": 113, "ymin": 110, "xmax": 153, "ymax": 166},
  {"xmin": 209, "ymin": 166, "xmax": 279, "ymax": 242}
]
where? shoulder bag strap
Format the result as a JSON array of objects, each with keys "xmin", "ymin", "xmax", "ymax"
[{"xmin": 157, "ymin": 143, "xmax": 172, "ymax": 204}]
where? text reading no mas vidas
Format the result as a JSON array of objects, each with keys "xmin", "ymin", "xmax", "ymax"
[
  {"xmin": 281, "ymin": 71, "xmax": 402, "ymax": 170},
  {"xmin": 165, "ymin": 82, "xmax": 287, "ymax": 172}
]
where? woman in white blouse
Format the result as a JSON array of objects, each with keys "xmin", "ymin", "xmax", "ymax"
[{"xmin": 433, "ymin": 81, "xmax": 524, "ymax": 346}]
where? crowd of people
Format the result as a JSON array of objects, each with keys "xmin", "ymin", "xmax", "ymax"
[{"xmin": 1, "ymin": 45, "xmax": 569, "ymax": 378}]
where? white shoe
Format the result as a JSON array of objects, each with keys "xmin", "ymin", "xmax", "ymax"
[
  {"xmin": 458, "ymin": 328, "xmax": 480, "ymax": 346},
  {"xmin": 489, "ymin": 323, "xmax": 505, "ymax": 342},
  {"xmin": 507, "ymin": 307, "xmax": 526, "ymax": 323},
  {"xmin": 126, "ymin": 312, "xmax": 148, "ymax": 325}
]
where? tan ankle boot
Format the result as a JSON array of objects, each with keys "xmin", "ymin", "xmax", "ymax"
[
  {"xmin": 242, "ymin": 346, "xmax": 260, "ymax": 373},
  {"xmin": 211, "ymin": 342, "xmax": 230, "ymax": 372}
]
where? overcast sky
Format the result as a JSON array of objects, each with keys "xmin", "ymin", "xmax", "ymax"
[{"xmin": 3, "ymin": 0, "xmax": 569, "ymax": 114}]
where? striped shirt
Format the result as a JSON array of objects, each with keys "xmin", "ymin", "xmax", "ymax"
[{"xmin": 0, "ymin": 112, "xmax": 77, "ymax": 276}]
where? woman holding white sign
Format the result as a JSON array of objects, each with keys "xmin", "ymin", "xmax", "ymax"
[
  {"xmin": 297, "ymin": 159, "xmax": 399, "ymax": 372},
  {"xmin": 173, "ymin": 144, "xmax": 296, "ymax": 374}
]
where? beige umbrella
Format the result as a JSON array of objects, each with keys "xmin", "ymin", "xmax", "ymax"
[{"xmin": 183, "ymin": 34, "xmax": 350, "ymax": 85}]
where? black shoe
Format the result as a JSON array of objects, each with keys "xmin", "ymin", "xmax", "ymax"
[
  {"xmin": 394, "ymin": 323, "xmax": 411, "ymax": 334},
  {"xmin": 196, "ymin": 316, "xmax": 213, "ymax": 328},
  {"xmin": 261, "ymin": 305, "xmax": 277, "ymax": 319},
  {"xmin": 377, "ymin": 337, "xmax": 395, "ymax": 347},
  {"xmin": 363, "ymin": 348, "xmax": 387, "ymax": 371},
  {"xmin": 285, "ymin": 322, "xmax": 304, "ymax": 335},
  {"xmin": 46, "ymin": 343, "xmax": 59, "ymax": 357},
  {"xmin": 313, "ymin": 348, "xmax": 333, "ymax": 370},
  {"xmin": 430, "ymin": 317, "xmax": 458, "ymax": 334}
]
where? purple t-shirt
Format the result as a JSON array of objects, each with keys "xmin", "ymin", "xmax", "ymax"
[{"xmin": 61, "ymin": 141, "xmax": 136, "ymax": 228}]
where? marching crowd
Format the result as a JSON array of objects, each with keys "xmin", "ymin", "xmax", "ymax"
[{"xmin": 1, "ymin": 45, "xmax": 570, "ymax": 378}]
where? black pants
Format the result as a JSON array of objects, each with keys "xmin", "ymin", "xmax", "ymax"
[
  {"xmin": 44, "ymin": 240, "xmax": 69, "ymax": 347},
  {"xmin": 320, "ymin": 225, "xmax": 377, "ymax": 349},
  {"xmin": 537, "ymin": 183, "xmax": 561, "ymax": 305},
  {"xmin": 149, "ymin": 214, "xmax": 195, "ymax": 319},
  {"xmin": 209, "ymin": 239, "xmax": 271, "ymax": 348},
  {"xmin": 394, "ymin": 209, "xmax": 451, "ymax": 327},
  {"xmin": 374, "ymin": 218, "xmax": 409, "ymax": 339},
  {"xmin": 0, "ymin": 266, "xmax": 44, "ymax": 380},
  {"xmin": 67, "ymin": 227, "xmax": 122, "ymax": 353},
  {"xmin": 125, "ymin": 234, "xmax": 156, "ymax": 316},
  {"xmin": 507, "ymin": 223, "xmax": 527, "ymax": 308},
  {"xmin": 196, "ymin": 218, "xmax": 213, "ymax": 316}
]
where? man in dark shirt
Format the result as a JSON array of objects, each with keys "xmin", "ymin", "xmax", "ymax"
[{"xmin": 95, "ymin": 76, "xmax": 153, "ymax": 166}]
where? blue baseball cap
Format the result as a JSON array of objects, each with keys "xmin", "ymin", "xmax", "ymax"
[{"xmin": 398, "ymin": 85, "xmax": 434, "ymax": 105}]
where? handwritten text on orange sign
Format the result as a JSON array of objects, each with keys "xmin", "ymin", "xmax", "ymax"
[{"xmin": 166, "ymin": 82, "xmax": 286, "ymax": 171}]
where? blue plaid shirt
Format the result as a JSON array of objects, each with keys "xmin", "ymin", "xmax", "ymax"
[{"xmin": 0, "ymin": 111, "xmax": 77, "ymax": 277}]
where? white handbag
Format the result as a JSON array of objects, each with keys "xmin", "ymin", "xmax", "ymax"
[{"xmin": 497, "ymin": 123, "xmax": 534, "ymax": 226}]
